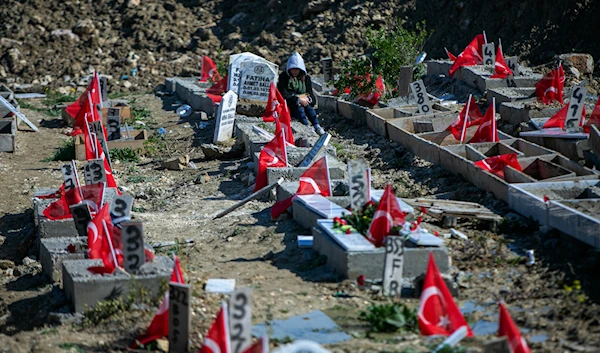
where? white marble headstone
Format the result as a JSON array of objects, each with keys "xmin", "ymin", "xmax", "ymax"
[
  {"xmin": 213, "ymin": 90, "xmax": 238, "ymax": 143},
  {"xmin": 238, "ymin": 61, "xmax": 278, "ymax": 101}
]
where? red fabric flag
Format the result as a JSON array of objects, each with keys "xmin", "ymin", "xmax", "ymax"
[
  {"xmin": 37, "ymin": 184, "xmax": 65, "ymax": 199},
  {"xmin": 445, "ymin": 47, "xmax": 457, "ymax": 62},
  {"xmin": 276, "ymin": 101, "xmax": 295, "ymax": 145},
  {"xmin": 445, "ymin": 95, "xmax": 484, "ymax": 141},
  {"xmin": 254, "ymin": 131, "xmax": 287, "ymax": 192},
  {"xmin": 474, "ymin": 153, "xmax": 521, "ymax": 179},
  {"xmin": 87, "ymin": 203, "xmax": 121, "ymax": 274},
  {"xmin": 542, "ymin": 104, "xmax": 586, "ymax": 130},
  {"xmin": 490, "ymin": 45, "xmax": 513, "ymax": 79},
  {"xmin": 470, "ymin": 102, "xmax": 498, "ymax": 143},
  {"xmin": 419, "ymin": 253, "xmax": 473, "ymax": 337},
  {"xmin": 449, "ymin": 34, "xmax": 485, "ymax": 77},
  {"xmin": 366, "ymin": 184, "xmax": 406, "ymax": 247},
  {"xmin": 132, "ymin": 256, "xmax": 185, "ymax": 348},
  {"xmin": 263, "ymin": 82, "xmax": 285, "ymax": 123},
  {"xmin": 206, "ymin": 75, "xmax": 228, "ymax": 96},
  {"xmin": 200, "ymin": 56, "xmax": 221, "ymax": 82},
  {"xmin": 241, "ymin": 336, "xmax": 268, "ymax": 353},
  {"xmin": 42, "ymin": 186, "xmax": 83, "ymax": 220},
  {"xmin": 271, "ymin": 156, "xmax": 331, "ymax": 219},
  {"xmin": 198, "ymin": 302, "xmax": 231, "ymax": 353},
  {"xmin": 583, "ymin": 97, "xmax": 600, "ymax": 133},
  {"xmin": 90, "ymin": 138, "xmax": 120, "ymax": 192},
  {"xmin": 66, "ymin": 72, "xmax": 103, "ymax": 131},
  {"xmin": 498, "ymin": 302, "xmax": 531, "ymax": 353},
  {"xmin": 536, "ymin": 65, "xmax": 565, "ymax": 104}
]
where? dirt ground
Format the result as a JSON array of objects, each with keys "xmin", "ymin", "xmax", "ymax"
[{"xmin": 0, "ymin": 93, "xmax": 599, "ymax": 353}]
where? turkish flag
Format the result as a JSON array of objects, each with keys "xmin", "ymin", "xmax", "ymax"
[
  {"xmin": 474, "ymin": 153, "xmax": 521, "ymax": 179},
  {"xmin": 449, "ymin": 34, "xmax": 485, "ymax": 77},
  {"xmin": 271, "ymin": 156, "xmax": 331, "ymax": 219},
  {"xmin": 583, "ymin": 97, "xmax": 600, "ymax": 133},
  {"xmin": 89, "ymin": 137, "xmax": 120, "ymax": 193},
  {"xmin": 445, "ymin": 95, "xmax": 484, "ymax": 141},
  {"xmin": 254, "ymin": 130, "xmax": 288, "ymax": 191},
  {"xmin": 42, "ymin": 185, "xmax": 83, "ymax": 220},
  {"xmin": 490, "ymin": 45, "xmax": 513, "ymax": 79},
  {"xmin": 206, "ymin": 75, "xmax": 229, "ymax": 101},
  {"xmin": 542, "ymin": 103, "xmax": 586, "ymax": 130},
  {"xmin": 498, "ymin": 302, "xmax": 531, "ymax": 353},
  {"xmin": 536, "ymin": 64, "xmax": 565, "ymax": 104},
  {"xmin": 274, "ymin": 100, "xmax": 295, "ymax": 145},
  {"xmin": 87, "ymin": 203, "xmax": 121, "ymax": 274},
  {"xmin": 469, "ymin": 101, "xmax": 498, "ymax": 143},
  {"xmin": 366, "ymin": 184, "xmax": 406, "ymax": 247},
  {"xmin": 66, "ymin": 72, "xmax": 103, "ymax": 132},
  {"xmin": 241, "ymin": 336, "xmax": 268, "ymax": 353},
  {"xmin": 419, "ymin": 253, "xmax": 473, "ymax": 337},
  {"xmin": 445, "ymin": 47, "xmax": 457, "ymax": 62},
  {"xmin": 263, "ymin": 82, "xmax": 285, "ymax": 123},
  {"xmin": 200, "ymin": 56, "xmax": 221, "ymax": 82},
  {"xmin": 132, "ymin": 256, "xmax": 185, "ymax": 348},
  {"xmin": 198, "ymin": 302, "xmax": 231, "ymax": 353}
]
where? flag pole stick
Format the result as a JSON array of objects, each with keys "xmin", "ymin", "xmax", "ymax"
[
  {"xmin": 102, "ymin": 219, "xmax": 130, "ymax": 277},
  {"xmin": 482, "ymin": 31, "xmax": 487, "ymax": 44},
  {"xmin": 492, "ymin": 98, "xmax": 498, "ymax": 142},
  {"xmin": 460, "ymin": 95, "xmax": 472, "ymax": 144},
  {"xmin": 71, "ymin": 160, "xmax": 85, "ymax": 201}
]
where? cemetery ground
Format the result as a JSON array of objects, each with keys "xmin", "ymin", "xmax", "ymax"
[{"xmin": 0, "ymin": 93, "xmax": 599, "ymax": 352}]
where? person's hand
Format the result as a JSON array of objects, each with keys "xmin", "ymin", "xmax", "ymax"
[{"xmin": 299, "ymin": 96, "xmax": 310, "ymax": 107}]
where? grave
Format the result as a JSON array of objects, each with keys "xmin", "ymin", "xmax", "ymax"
[
  {"xmin": 213, "ymin": 90, "xmax": 238, "ymax": 143},
  {"xmin": 62, "ymin": 256, "xmax": 173, "ymax": 312},
  {"xmin": 238, "ymin": 61, "xmax": 278, "ymax": 102},
  {"xmin": 74, "ymin": 129, "xmax": 148, "ymax": 161},
  {"xmin": 40, "ymin": 237, "xmax": 87, "ymax": 282},
  {"xmin": 459, "ymin": 65, "xmax": 542, "ymax": 92},
  {"xmin": 228, "ymin": 52, "xmax": 278, "ymax": 96},
  {"xmin": 486, "ymin": 87, "xmax": 536, "ymax": 105},
  {"xmin": 498, "ymin": 100, "xmax": 560, "ymax": 125}
]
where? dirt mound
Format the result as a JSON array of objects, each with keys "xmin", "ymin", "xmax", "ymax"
[{"xmin": 0, "ymin": 0, "xmax": 599, "ymax": 93}]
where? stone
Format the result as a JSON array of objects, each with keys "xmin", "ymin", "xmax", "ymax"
[
  {"xmin": 162, "ymin": 155, "xmax": 190, "ymax": 170},
  {"xmin": 238, "ymin": 61, "xmax": 278, "ymax": 102},
  {"xmin": 201, "ymin": 143, "xmax": 244, "ymax": 160},
  {"xmin": 72, "ymin": 19, "xmax": 95, "ymax": 37},
  {"xmin": 228, "ymin": 53, "xmax": 278, "ymax": 96},
  {"xmin": 0, "ymin": 259, "xmax": 14, "ymax": 269},
  {"xmin": 569, "ymin": 67, "xmax": 581, "ymax": 79},
  {"xmin": 559, "ymin": 53, "xmax": 594, "ymax": 75},
  {"xmin": 194, "ymin": 173, "xmax": 211, "ymax": 184}
]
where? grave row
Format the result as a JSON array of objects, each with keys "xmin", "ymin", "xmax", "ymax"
[{"xmin": 312, "ymin": 63, "xmax": 600, "ymax": 249}]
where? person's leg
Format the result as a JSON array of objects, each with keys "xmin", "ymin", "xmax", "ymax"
[
  {"xmin": 304, "ymin": 105, "xmax": 325, "ymax": 135},
  {"xmin": 290, "ymin": 104, "xmax": 309, "ymax": 125}
]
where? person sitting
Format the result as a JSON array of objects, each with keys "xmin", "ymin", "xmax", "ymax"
[{"xmin": 277, "ymin": 52, "xmax": 325, "ymax": 135}]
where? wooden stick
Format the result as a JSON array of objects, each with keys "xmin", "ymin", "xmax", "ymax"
[{"xmin": 213, "ymin": 178, "xmax": 284, "ymax": 219}]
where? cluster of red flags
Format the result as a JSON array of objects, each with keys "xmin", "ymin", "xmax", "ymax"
[
  {"xmin": 254, "ymin": 128, "xmax": 288, "ymax": 192},
  {"xmin": 270, "ymin": 156, "xmax": 331, "ymax": 219},
  {"xmin": 263, "ymin": 83, "xmax": 294, "ymax": 145},
  {"xmin": 333, "ymin": 74, "xmax": 385, "ymax": 106},
  {"xmin": 366, "ymin": 184, "xmax": 406, "ymax": 247},
  {"xmin": 42, "ymin": 183, "xmax": 104, "ymax": 220},
  {"xmin": 445, "ymin": 95, "xmax": 484, "ymax": 142},
  {"xmin": 65, "ymin": 72, "xmax": 103, "ymax": 134},
  {"xmin": 419, "ymin": 254, "xmax": 531, "ymax": 352},
  {"xmin": 474, "ymin": 153, "xmax": 522, "ymax": 179},
  {"xmin": 449, "ymin": 34, "xmax": 485, "ymax": 77},
  {"xmin": 470, "ymin": 98, "xmax": 499, "ymax": 143},
  {"xmin": 535, "ymin": 64, "xmax": 565, "ymax": 105}
]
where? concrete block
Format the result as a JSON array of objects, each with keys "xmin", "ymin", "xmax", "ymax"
[
  {"xmin": 0, "ymin": 119, "xmax": 16, "ymax": 152},
  {"xmin": 460, "ymin": 66, "xmax": 542, "ymax": 92},
  {"xmin": 426, "ymin": 60, "xmax": 452, "ymax": 76},
  {"xmin": 499, "ymin": 100, "xmax": 560, "ymax": 125},
  {"xmin": 312, "ymin": 223, "xmax": 449, "ymax": 281},
  {"xmin": 521, "ymin": 158, "xmax": 576, "ymax": 181},
  {"xmin": 292, "ymin": 195, "xmax": 349, "ymax": 230},
  {"xmin": 520, "ymin": 134, "xmax": 589, "ymax": 161},
  {"xmin": 590, "ymin": 125, "xmax": 600, "ymax": 157},
  {"xmin": 164, "ymin": 77, "xmax": 177, "ymax": 93},
  {"xmin": 40, "ymin": 237, "xmax": 87, "ymax": 282},
  {"xmin": 266, "ymin": 158, "xmax": 346, "ymax": 185},
  {"xmin": 63, "ymin": 256, "xmax": 173, "ymax": 312},
  {"xmin": 366, "ymin": 108, "xmax": 411, "ymax": 138},
  {"xmin": 549, "ymin": 199, "xmax": 600, "ymax": 248},
  {"xmin": 316, "ymin": 93, "xmax": 338, "ymax": 114},
  {"xmin": 486, "ymin": 87, "xmax": 536, "ymax": 105},
  {"xmin": 336, "ymin": 100, "xmax": 368, "ymax": 123}
]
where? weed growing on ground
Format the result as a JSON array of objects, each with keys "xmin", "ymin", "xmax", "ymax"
[
  {"xmin": 131, "ymin": 107, "xmax": 152, "ymax": 121},
  {"xmin": 43, "ymin": 90, "xmax": 77, "ymax": 106},
  {"xmin": 42, "ymin": 138, "xmax": 75, "ymax": 161},
  {"xmin": 110, "ymin": 147, "xmax": 141, "ymax": 163},
  {"xmin": 58, "ymin": 343, "xmax": 85, "ymax": 353},
  {"xmin": 359, "ymin": 302, "xmax": 418, "ymax": 333},
  {"xmin": 144, "ymin": 135, "xmax": 168, "ymax": 157},
  {"xmin": 81, "ymin": 286, "xmax": 160, "ymax": 327}
]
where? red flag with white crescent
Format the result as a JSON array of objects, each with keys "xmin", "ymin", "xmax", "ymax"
[
  {"xmin": 419, "ymin": 253, "xmax": 473, "ymax": 337},
  {"xmin": 469, "ymin": 99, "xmax": 498, "ymax": 143},
  {"xmin": 198, "ymin": 302, "xmax": 231, "ymax": 353},
  {"xmin": 254, "ymin": 129, "xmax": 287, "ymax": 191},
  {"xmin": 366, "ymin": 183, "xmax": 406, "ymax": 247},
  {"xmin": 536, "ymin": 64, "xmax": 565, "ymax": 104},
  {"xmin": 498, "ymin": 302, "xmax": 532, "ymax": 353},
  {"xmin": 490, "ymin": 45, "xmax": 513, "ymax": 79},
  {"xmin": 449, "ymin": 34, "xmax": 485, "ymax": 77},
  {"xmin": 474, "ymin": 153, "xmax": 522, "ymax": 179},
  {"xmin": 445, "ymin": 95, "xmax": 484, "ymax": 141}
]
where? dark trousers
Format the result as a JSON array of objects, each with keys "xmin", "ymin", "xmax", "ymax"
[{"xmin": 290, "ymin": 104, "xmax": 320, "ymax": 127}]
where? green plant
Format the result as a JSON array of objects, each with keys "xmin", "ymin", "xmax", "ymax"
[
  {"xmin": 341, "ymin": 201, "xmax": 403, "ymax": 237},
  {"xmin": 366, "ymin": 20, "xmax": 431, "ymax": 98},
  {"xmin": 144, "ymin": 135, "xmax": 168, "ymax": 156},
  {"xmin": 43, "ymin": 90, "xmax": 77, "ymax": 106},
  {"xmin": 132, "ymin": 206, "xmax": 146, "ymax": 213},
  {"xmin": 82, "ymin": 298, "xmax": 129, "ymax": 327},
  {"xmin": 110, "ymin": 147, "xmax": 140, "ymax": 163},
  {"xmin": 59, "ymin": 343, "xmax": 85, "ymax": 353},
  {"xmin": 132, "ymin": 107, "xmax": 152, "ymax": 121},
  {"xmin": 359, "ymin": 302, "xmax": 418, "ymax": 333},
  {"xmin": 331, "ymin": 57, "xmax": 376, "ymax": 100},
  {"xmin": 42, "ymin": 138, "xmax": 75, "ymax": 162}
]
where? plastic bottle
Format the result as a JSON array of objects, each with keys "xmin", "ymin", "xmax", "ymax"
[{"xmin": 176, "ymin": 104, "xmax": 192, "ymax": 118}]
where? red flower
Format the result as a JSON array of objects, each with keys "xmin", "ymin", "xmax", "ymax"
[
  {"xmin": 365, "ymin": 200, "xmax": 376, "ymax": 207},
  {"xmin": 67, "ymin": 244, "xmax": 76, "ymax": 253},
  {"xmin": 345, "ymin": 228, "xmax": 351, "ymax": 234},
  {"xmin": 356, "ymin": 275, "xmax": 366, "ymax": 286},
  {"xmin": 410, "ymin": 223, "xmax": 417, "ymax": 231},
  {"xmin": 543, "ymin": 195, "xmax": 549, "ymax": 203},
  {"xmin": 434, "ymin": 231, "xmax": 439, "ymax": 237}
]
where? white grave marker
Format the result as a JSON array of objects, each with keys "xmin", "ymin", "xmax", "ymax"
[
  {"xmin": 110, "ymin": 195, "xmax": 134, "ymax": 224},
  {"xmin": 410, "ymin": 80, "xmax": 433, "ymax": 115},
  {"xmin": 482, "ymin": 43, "xmax": 495, "ymax": 66},
  {"xmin": 70, "ymin": 203, "xmax": 92, "ymax": 237},
  {"xmin": 566, "ymin": 84, "xmax": 587, "ymax": 132},
  {"xmin": 382, "ymin": 237, "xmax": 404, "ymax": 297},
  {"xmin": 61, "ymin": 163, "xmax": 78, "ymax": 191},
  {"xmin": 238, "ymin": 61, "xmax": 278, "ymax": 101},
  {"xmin": 505, "ymin": 56, "xmax": 520, "ymax": 76},
  {"xmin": 121, "ymin": 222, "xmax": 145, "ymax": 273},
  {"xmin": 348, "ymin": 159, "xmax": 370, "ymax": 211},
  {"xmin": 213, "ymin": 90, "xmax": 238, "ymax": 143},
  {"xmin": 168, "ymin": 282, "xmax": 190, "ymax": 353},
  {"xmin": 298, "ymin": 133, "xmax": 331, "ymax": 167},
  {"xmin": 107, "ymin": 108, "xmax": 121, "ymax": 141},
  {"xmin": 84, "ymin": 159, "xmax": 106, "ymax": 185},
  {"xmin": 228, "ymin": 53, "xmax": 278, "ymax": 94},
  {"xmin": 229, "ymin": 287, "xmax": 253, "ymax": 353}
]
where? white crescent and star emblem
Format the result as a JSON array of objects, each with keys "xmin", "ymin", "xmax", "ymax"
[{"xmin": 418, "ymin": 286, "xmax": 449, "ymax": 328}]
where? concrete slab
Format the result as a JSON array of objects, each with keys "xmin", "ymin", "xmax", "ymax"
[
  {"xmin": 40, "ymin": 237, "xmax": 87, "ymax": 282},
  {"xmin": 460, "ymin": 66, "xmax": 542, "ymax": 92},
  {"xmin": 62, "ymin": 256, "xmax": 173, "ymax": 312},
  {"xmin": 549, "ymin": 199, "xmax": 600, "ymax": 248},
  {"xmin": 336, "ymin": 100, "xmax": 368, "ymax": 123},
  {"xmin": 499, "ymin": 100, "xmax": 560, "ymax": 125},
  {"xmin": 366, "ymin": 107, "xmax": 412, "ymax": 138},
  {"xmin": 0, "ymin": 119, "xmax": 16, "ymax": 152},
  {"xmin": 486, "ymin": 87, "xmax": 536, "ymax": 105},
  {"xmin": 315, "ymin": 93, "xmax": 338, "ymax": 114},
  {"xmin": 292, "ymin": 195, "xmax": 349, "ymax": 229},
  {"xmin": 520, "ymin": 134, "xmax": 589, "ymax": 161},
  {"xmin": 266, "ymin": 158, "xmax": 346, "ymax": 185},
  {"xmin": 426, "ymin": 60, "xmax": 453, "ymax": 77}
]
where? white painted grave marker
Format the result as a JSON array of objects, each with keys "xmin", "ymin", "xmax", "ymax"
[
  {"xmin": 168, "ymin": 282, "xmax": 190, "ymax": 353},
  {"xmin": 229, "ymin": 287, "xmax": 253, "ymax": 353},
  {"xmin": 107, "ymin": 108, "xmax": 121, "ymax": 141},
  {"xmin": 69, "ymin": 203, "xmax": 92, "ymax": 237},
  {"xmin": 382, "ymin": 237, "xmax": 404, "ymax": 297},
  {"xmin": 348, "ymin": 159, "xmax": 370, "ymax": 211},
  {"xmin": 110, "ymin": 195, "xmax": 134, "ymax": 224},
  {"xmin": 239, "ymin": 61, "xmax": 278, "ymax": 101},
  {"xmin": 121, "ymin": 222, "xmax": 145, "ymax": 273},
  {"xmin": 61, "ymin": 163, "xmax": 78, "ymax": 191},
  {"xmin": 213, "ymin": 90, "xmax": 238, "ymax": 143},
  {"xmin": 410, "ymin": 80, "xmax": 433, "ymax": 115},
  {"xmin": 298, "ymin": 133, "xmax": 331, "ymax": 167},
  {"xmin": 505, "ymin": 56, "xmax": 520, "ymax": 76},
  {"xmin": 84, "ymin": 159, "xmax": 106, "ymax": 185},
  {"xmin": 228, "ymin": 53, "xmax": 278, "ymax": 94},
  {"xmin": 482, "ymin": 43, "xmax": 495, "ymax": 66},
  {"xmin": 565, "ymin": 84, "xmax": 587, "ymax": 132}
]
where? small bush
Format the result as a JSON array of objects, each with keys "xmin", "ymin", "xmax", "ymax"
[
  {"xmin": 42, "ymin": 138, "xmax": 75, "ymax": 162},
  {"xmin": 110, "ymin": 147, "xmax": 140, "ymax": 163},
  {"xmin": 359, "ymin": 302, "xmax": 418, "ymax": 333},
  {"xmin": 132, "ymin": 107, "xmax": 152, "ymax": 121},
  {"xmin": 331, "ymin": 57, "xmax": 376, "ymax": 100}
]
